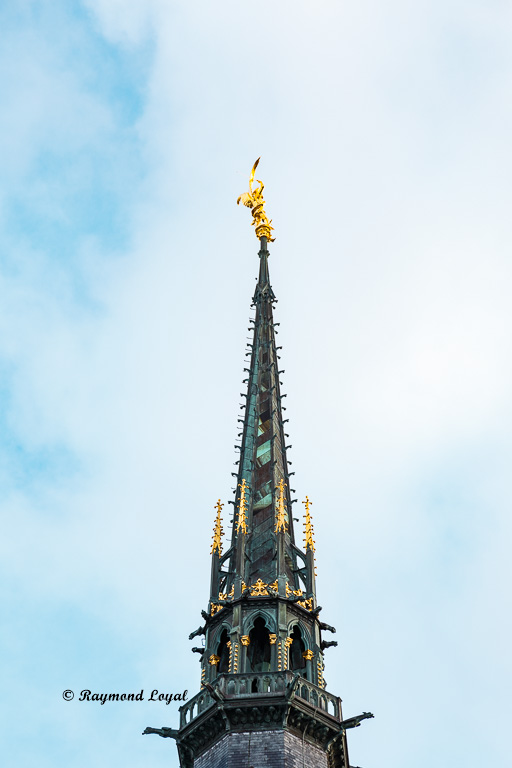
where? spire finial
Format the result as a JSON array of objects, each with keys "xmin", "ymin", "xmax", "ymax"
[
  {"xmin": 237, "ymin": 157, "xmax": 275, "ymax": 242},
  {"xmin": 275, "ymin": 478, "xmax": 288, "ymax": 533},
  {"xmin": 211, "ymin": 499, "xmax": 224, "ymax": 556},
  {"xmin": 236, "ymin": 479, "xmax": 249, "ymax": 534},
  {"xmin": 302, "ymin": 496, "xmax": 316, "ymax": 552}
]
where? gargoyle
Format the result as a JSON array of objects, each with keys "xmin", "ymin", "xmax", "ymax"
[
  {"xmin": 188, "ymin": 625, "xmax": 206, "ymax": 640},
  {"xmin": 201, "ymin": 610, "xmax": 210, "ymax": 622},
  {"xmin": 320, "ymin": 640, "xmax": 338, "ymax": 651},
  {"xmin": 318, "ymin": 621, "xmax": 336, "ymax": 633},
  {"xmin": 191, "ymin": 647, "xmax": 204, "ymax": 655},
  {"xmin": 340, "ymin": 712, "xmax": 374, "ymax": 730},
  {"xmin": 143, "ymin": 727, "xmax": 179, "ymax": 739},
  {"xmin": 311, "ymin": 605, "xmax": 323, "ymax": 616}
]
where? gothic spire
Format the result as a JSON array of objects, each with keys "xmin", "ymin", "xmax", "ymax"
[
  {"xmin": 202, "ymin": 162, "xmax": 324, "ymax": 688},
  {"xmin": 222, "ymin": 232, "xmax": 302, "ymax": 593},
  {"xmin": 144, "ymin": 162, "xmax": 374, "ymax": 768}
]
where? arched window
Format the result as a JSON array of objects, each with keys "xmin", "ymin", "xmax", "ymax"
[
  {"xmin": 248, "ymin": 616, "xmax": 271, "ymax": 672},
  {"xmin": 289, "ymin": 625, "xmax": 306, "ymax": 672},
  {"xmin": 217, "ymin": 628, "xmax": 230, "ymax": 673}
]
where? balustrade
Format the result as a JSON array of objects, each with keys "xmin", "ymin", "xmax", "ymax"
[{"xmin": 179, "ymin": 671, "xmax": 341, "ymax": 727}]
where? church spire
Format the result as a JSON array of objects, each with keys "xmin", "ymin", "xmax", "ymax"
[
  {"xmin": 143, "ymin": 161, "xmax": 374, "ymax": 768},
  {"xmin": 222, "ymin": 230, "xmax": 300, "ymax": 598},
  {"xmin": 201, "ymin": 162, "xmax": 320, "ymax": 671}
]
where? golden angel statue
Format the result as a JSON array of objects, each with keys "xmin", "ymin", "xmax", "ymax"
[{"xmin": 237, "ymin": 158, "xmax": 275, "ymax": 241}]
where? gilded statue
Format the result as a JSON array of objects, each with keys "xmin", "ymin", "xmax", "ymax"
[{"xmin": 237, "ymin": 157, "xmax": 275, "ymax": 241}]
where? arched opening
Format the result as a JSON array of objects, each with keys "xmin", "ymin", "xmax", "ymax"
[
  {"xmin": 216, "ymin": 628, "xmax": 230, "ymax": 673},
  {"xmin": 248, "ymin": 616, "xmax": 271, "ymax": 672},
  {"xmin": 289, "ymin": 625, "xmax": 306, "ymax": 673}
]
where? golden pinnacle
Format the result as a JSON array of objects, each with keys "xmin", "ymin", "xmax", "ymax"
[
  {"xmin": 236, "ymin": 478, "xmax": 248, "ymax": 534},
  {"xmin": 211, "ymin": 499, "xmax": 224, "ymax": 556},
  {"xmin": 303, "ymin": 495, "xmax": 316, "ymax": 553},
  {"xmin": 275, "ymin": 478, "xmax": 287, "ymax": 533}
]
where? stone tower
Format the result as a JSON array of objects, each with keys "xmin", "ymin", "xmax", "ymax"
[{"xmin": 144, "ymin": 162, "xmax": 372, "ymax": 767}]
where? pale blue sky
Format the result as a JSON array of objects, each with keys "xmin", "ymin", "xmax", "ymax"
[{"xmin": 2, "ymin": 2, "xmax": 511, "ymax": 767}]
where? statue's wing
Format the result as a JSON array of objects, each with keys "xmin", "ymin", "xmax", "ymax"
[{"xmin": 248, "ymin": 157, "xmax": 261, "ymax": 194}]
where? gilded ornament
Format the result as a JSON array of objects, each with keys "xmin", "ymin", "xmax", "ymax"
[
  {"xmin": 317, "ymin": 659, "xmax": 325, "ymax": 688},
  {"xmin": 211, "ymin": 499, "xmax": 224, "ymax": 556},
  {"xmin": 250, "ymin": 578, "xmax": 270, "ymax": 596},
  {"xmin": 269, "ymin": 633, "xmax": 277, "ymax": 645},
  {"xmin": 297, "ymin": 597, "xmax": 314, "ymax": 612},
  {"xmin": 209, "ymin": 654, "xmax": 220, "ymax": 666},
  {"xmin": 303, "ymin": 650, "xmax": 314, "ymax": 661},
  {"xmin": 237, "ymin": 157, "xmax": 275, "ymax": 242},
  {"xmin": 275, "ymin": 478, "xmax": 288, "ymax": 533},
  {"xmin": 285, "ymin": 582, "xmax": 303, "ymax": 598},
  {"xmin": 236, "ymin": 478, "xmax": 249, "ymax": 534},
  {"xmin": 302, "ymin": 495, "xmax": 316, "ymax": 553},
  {"xmin": 240, "ymin": 635, "xmax": 250, "ymax": 646},
  {"xmin": 284, "ymin": 637, "xmax": 293, "ymax": 648}
]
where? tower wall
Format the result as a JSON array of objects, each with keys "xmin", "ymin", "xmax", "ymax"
[{"xmin": 194, "ymin": 729, "xmax": 329, "ymax": 768}]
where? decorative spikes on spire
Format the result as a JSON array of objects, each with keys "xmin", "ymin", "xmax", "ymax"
[
  {"xmin": 236, "ymin": 479, "xmax": 249, "ymax": 534},
  {"xmin": 211, "ymin": 499, "xmax": 224, "ymax": 556},
  {"xmin": 302, "ymin": 496, "xmax": 316, "ymax": 552},
  {"xmin": 275, "ymin": 478, "xmax": 288, "ymax": 533}
]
